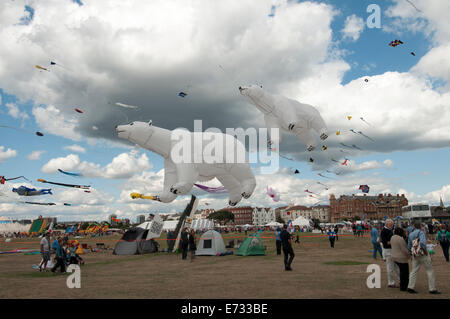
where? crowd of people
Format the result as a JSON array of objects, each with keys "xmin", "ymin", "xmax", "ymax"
[
  {"xmin": 38, "ymin": 231, "xmax": 85, "ymax": 273},
  {"xmin": 370, "ymin": 219, "xmax": 449, "ymax": 294}
]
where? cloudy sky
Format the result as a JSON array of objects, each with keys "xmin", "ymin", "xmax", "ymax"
[{"xmin": 1, "ymin": 0, "xmax": 449, "ymax": 222}]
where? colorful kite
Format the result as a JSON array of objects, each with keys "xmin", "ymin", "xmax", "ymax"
[
  {"xmin": 74, "ymin": 108, "xmax": 83, "ymax": 113},
  {"xmin": 389, "ymin": 39, "xmax": 404, "ymax": 47},
  {"xmin": 309, "ymin": 157, "xmax": 314, "ymax": 163},
  {"xmin": 58, "ymin": 169, "xmax": 83, "ymax": 177},
  {"xmin": 24, "ymin": 201, "xmax": 56, "ymax": 206},
  {"xmin": 360, "ymin": 117, "xmax": 372, "ymax": 126},
  {"xmin": 359, "ymin": 185, "xmax": 370, "ymax": 193},
  {"xmin": 268, "ymin": 5, "xmax": 275, "ymax": 17},
  {"xmin": 347, "ymin": 116, "xmax": 352, "ymax": 120},
  {"xmin": 37, "ymin": 179, "xmax": 90, "ymax": 189},
  {"xmin": 178, "ymin": 92, "xmax": 187, "ymax": 98},
  {"xmin": 36, "ymin": 132, "xmax": 44, "ymax": 136},
  {"xmin": 364, "ymin": 79, "xmax": 369, "ymax": 82},
  {"xmin": 194, "ymin": 183, "xmax": 227, "ymax": 194},
  {"xmin": 266, "ymin": 186, "xmax": 280, "ymax": 202},
  {"xmin": 410, "ymin": 52, "xmax": 416, "ymax": 56},
  {"xmin": 305, "ymin": 189, "xmax": 318, "ymax": 195},
  {"xmin": 115, "ymin": 102, "xmax": 139, "ymax": 109},
  {"xmin": 336, "ymin": 131, "xmax": 341, "ymax": 135},
  {"xmin": 330, "ymin": 157, "xmax": 339, "ymax": 163},
  {"xmin": 340, "ymin": 142, "xmax": 352, "ymax": 149},
  {"xmin": 322, "ymin": 145, "xmax": 327, "ymax": 151},
  {"xmin": 130, "ymin": 192, "xmax": 160, "ymax": 201},
  {"xmin": 12, "ymin": 186, "xmax": 52, "ymax": 196},
  {"xmin": 35, "ymin": 65, "xmax": 49, "ymax": 72},
  {"xmin": 317, "ymin": 182, "xmax": 329, "ymax": 190},
  {"xmin": 341, "ymin": 159, "xmax": 349, "ymax": 166},
  {"xmin": 349, "ymin": 129, "xmax": 358, "ymax": 135},
  {"xmin": 357, "ymin": 131, "xmax": 375, "ymax": 141},
  {"xmin": 0, "ymin": 176, "xmax": 30, "ymax": 185}
]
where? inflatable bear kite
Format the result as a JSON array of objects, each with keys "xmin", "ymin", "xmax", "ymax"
[
  {"xmin": 239, "ymin": 85, "xmax": 328, "ymax": 151},
  {"xmin": 116, "ymin": 121, "xmax": 256, "ymax": 206}
]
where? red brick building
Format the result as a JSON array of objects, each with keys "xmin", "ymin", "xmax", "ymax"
[
  {"xmin": 217, "ymin": 206, "xmax": 253, "ymax": 225},
  {"xmin": 330, "ymin": 193, "xmax": 408, "ymax": 223}
]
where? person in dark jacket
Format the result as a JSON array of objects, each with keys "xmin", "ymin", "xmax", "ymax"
[
  {"xmin": 180, "ymin": 228, "xmax": 189, "ymax": 260},
  {"xmin": 188, "ymin": 229, "xmax": 196, "ymax": 262},
  {"xmin": 280, "ymin": 224, "xmax": 294, "ymax": 271}
]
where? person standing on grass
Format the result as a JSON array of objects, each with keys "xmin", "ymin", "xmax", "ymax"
[
  {"xmin": 381, "ymin": 219, "xmax": 400, "ymax": 288},
  {"xmin": 327, "ymin": 228, "xmax": 336, "ymax": 248},
  {"xmin": 371, "ymin": 223, "xmax": 383, "ymax": 260},
  {"xmin": 180, "ymin": 227, "xmax": 189, "ymax": 260},
  {"xmin": 391, "ymin": 227, "xmax": 410, "ymax": 292},
  {"xmin": 275, "ymin": 227, "xmax": 282, "ymax": 255},
  {"xmin": 51, "ymin": 238, "xmax": 66, "ymax": 273},
  {"xmin": 280, "ymin": 224, "xmax": 294, "ymax": 271},
  {"xmin": 188, "ymin": 229, "xmax": 197, "ymax": 262},
  {"xmin": 436, "ymin": 224, "xmax": 450, "ymax": 262},
  {"xmin": 407, "ymin": 221, "xmax": 440, "ymax": 294},
  {"xmin": 38, "ymin": 232, "xmax": 51, "ymax": 271},
  {"xmin": 334, "ymin": 224, "xmax": 339, "ymax": 241},
  {"xmin": 295, "ymin": 227, "xmax": 300, "ymax": 244}
]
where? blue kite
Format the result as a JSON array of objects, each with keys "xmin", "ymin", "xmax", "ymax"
[
  {"xmin": 58, "ymin": 169, "xmax": 82, "ymax": 177},
  {"xmin": 12, "ymin": 186, "xmax": 52, "ymax": 196},
  {"xmin": 178, "ymin": 92, "xmax": 187, "ymax": 98}
]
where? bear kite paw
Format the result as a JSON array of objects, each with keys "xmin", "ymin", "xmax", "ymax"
[
  {"xmin": 320, "ymin": 133, "xmax": 328, "ymax": 140},
  {"xmin": 229, "ymin": 200, "xmax": 238, "ymax": 206},
  {"xmin": 288, "ymin": 123, "xmax": 296, "ymax": 131},
  {"xmin": 307, "ymin": 145, "xmax": 315, "ymax": 152}
]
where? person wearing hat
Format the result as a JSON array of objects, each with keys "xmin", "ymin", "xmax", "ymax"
[{"xmin": 38, "ymin": 232, "xmax": 51, "ymax": 271}]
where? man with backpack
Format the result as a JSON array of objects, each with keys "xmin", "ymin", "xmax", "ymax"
[
  {"xmin": 437, "ymin": 224, "xmax": 450, "ymax": 262},
  {"xmin": 407, "ymin": 221, "xmax": 440, "ymax": 294}
]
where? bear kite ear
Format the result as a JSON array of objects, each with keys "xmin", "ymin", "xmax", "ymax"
[{"xmin": 148, "ymin": 120, "xmax": 153, "ymax": 126}]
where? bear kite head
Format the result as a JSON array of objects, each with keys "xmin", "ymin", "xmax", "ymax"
[
  {"xmin": 116, "ymin": 121, "xmax": 154, "ymax": 145},
  {"xmin": 239, "ymin": 84, "xmax": 274, "ymax": 114}
]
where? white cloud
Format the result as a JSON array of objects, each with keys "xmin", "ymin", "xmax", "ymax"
[
  {"xmin": 334, "ymin": 159, "xmax": 394, "ymax": 175},
  {"xmin": 5, "ymin": 102, "xmax": 29, "ymax": 121},
  {"xmin": 41, "ymin": 151, "xmax": 152, "ymax": 179},
  {"xmin": 0, "ymin": 146, "xmax": 18, "ymax": 163},
  {"xmin": 27, "ymin": 150, "xmax": 45, "ymax": 160},
  {"xmin": 32, "ymin": 105, "xmax": 81, "ymax": 141},
  {"xmin": 63, "ymin": 144, "xmax": 86, "ymax": 153},
  {"xmin": 342, "ymin": 14, "xmax": 364, "ymax": 41}
]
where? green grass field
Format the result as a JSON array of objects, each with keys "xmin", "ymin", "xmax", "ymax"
[{"xmin": 0, "ymin": 231, "xmax": 448, "ymax": 299}]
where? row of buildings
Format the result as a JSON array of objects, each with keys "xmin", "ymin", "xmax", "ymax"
[{"xmin": 118, "ymin": 193, "xmax": 450, "ymax": 226}]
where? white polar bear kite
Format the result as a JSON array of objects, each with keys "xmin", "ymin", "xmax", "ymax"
[
  {"xmin": 116, "ymin": 121, "xmax": 256, "ymax": 206},
  {"xmin": 239, "ymin": 85, "xmax": 328, "ymax": 151}
]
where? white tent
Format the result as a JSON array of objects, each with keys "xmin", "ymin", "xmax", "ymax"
[
  {"xmin": 292, "ymin": 217, "xmax": 311, "ymax": 227},
  {"xmin": 195, "ymin": 230, "xmax": 226, "ymax": 256},
  {"xmin": 265, "ymin": 221, "xmax": 283, "ymax": 227}
]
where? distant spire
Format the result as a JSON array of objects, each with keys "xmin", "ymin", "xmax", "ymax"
[{"xmin": 440, "ymin": 196, "xmax": 444, "ymax": 208}]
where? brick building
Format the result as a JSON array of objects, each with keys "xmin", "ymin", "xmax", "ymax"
[
  {"xmin": 217, "ymin": 206, "xmax": 253, "ymax": 225},
  {"xmin": 329, "ymin": 193, "xmax": 408, "ymax": 223}
]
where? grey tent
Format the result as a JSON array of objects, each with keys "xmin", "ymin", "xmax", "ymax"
[
  {"xmin": 113, "ymin": 227, "xmax": 158, "ymax": 255},
  {"xmin": 195, "ymin": 230, "xmax": 227, "ymax": 256}
]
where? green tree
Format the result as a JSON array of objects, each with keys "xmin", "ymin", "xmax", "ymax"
[{"xmin": 208, "ymin": 210, "xmax": 234, "ymax": 225}]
